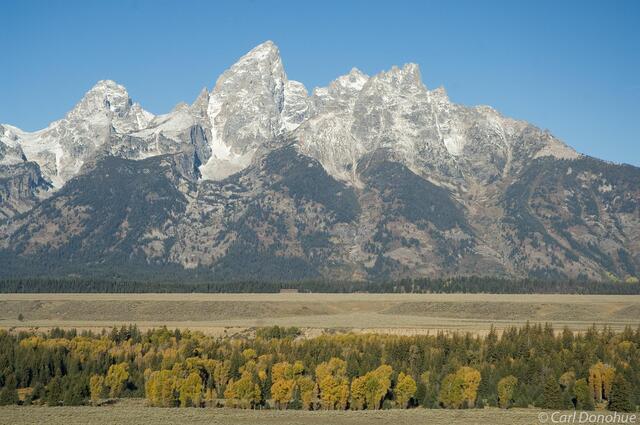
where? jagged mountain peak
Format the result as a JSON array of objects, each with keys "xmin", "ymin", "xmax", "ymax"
[
  {"xmin": 366, "ymin": 62, "xmax": 425, "ymax": 93},
  {"xmin": 88, "ymin": 79, "xmax": 127, "ymax": 93},
  {"xmin": 214, "ymin": 40, "xmax": 285, "ymax": 89},
  {"xmin": 0, "ymin": 43, "xmax": 638, "ymax": 283},
  {"xmin": 238, "ymin": 40, "xmax": 280, "ymax": 62},
  {"xmin": 335, "ymin": 67, "xmax": 369, "ymax": 90},
  {"xmin": 190, "ymin": 87, "xmax": 211, "ymax": 123},
  {"xmin": 68, "ymin": 79, "xmax": 132, "ymax": 119},
  {"xmin": 201, "ymin": 41, "xmax": 290, "ymax": 180}
]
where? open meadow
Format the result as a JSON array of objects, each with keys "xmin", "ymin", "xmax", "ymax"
[
  {"xmin": 0, "ymin": 402, "xmax": 577, "ymax": 425},
  {"xmin": 1, "ymin": 292, "xmax": 639, "ymax": 335}
]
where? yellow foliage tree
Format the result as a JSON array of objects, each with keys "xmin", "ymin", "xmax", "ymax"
[
  {"xmin": 178, "ymin": 372, "xmax": 203, "ymax": 407},
  {"xmin": 292, "ymin": 361, "xmax": 305, "ymax": 376},
  {"xmin": 242, "ymin": 348, "xmax": 257, "ymax": 361},
  {"xmin": 271, "ymin": 378, "xmax": 296, "ymax": 409},
  {"xmin": 458, "ymin": 366, "xmax": 481, "ymax": 407},
  {"xmin": 438, "ymin": 366, "xmax": 482, "ymax": 409},
  {"xmin": 272, "ymin": 362, "xmax": 293, "ymax": 381},
  {"xmin": 207, "ymin": 359, "xmax": 231, "ymax": 397},
  {"xmin": 497, "ymin": 375, "xmax": 518, "ymax": 409},
  {"xmin": 145, "ymin": 370, "xmax": 178, "ymax": 407},
  {"xmin": 224, "ymin": 373, "xmax": 261, "ymax": 409},
  {"xmin": 317, "ymin": 375, "xmax": 349, "ymax": 410},
  {"xmin": 589, "ymin": 362, "xmax": 615, "ymax": 403},
  {"xmin": 296, "ymin": 375, "xmax": 317, "ymax": 410},
  {"xmin": 365, "ymin": 365, "xmax": 392, "ymax": 410},
  {"xmin": 559, "ymin": 371, "xmax": 575, "ymax": 391},
  {"xmin": 349, "ymin": 365, "xmax": 393, "ymax": 410},
  {"xmin": 89, "ymin": 374, "xmax": 104, "ymax": 405},
  {"xmin": 350, "ymin": 375, "xmax": 367, "ymax": 410},
  {"xmin": 316, "ymin": 358, "xmax": 349, "ymax": 410},
  {"xmin": 395, "ymin": 372, "xmax": 417, "ymax": 408},
  {"xmin": 105, "ymin": 362, "xmax": 129, "ymax": 398}
]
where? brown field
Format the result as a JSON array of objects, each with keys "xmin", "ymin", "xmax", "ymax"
[
  {"xmin": 1, "ymin": 293, "xmax": 639, "ymax": 335},
  {"xmin": 0, "ymin": 401, "xmax": 575, "ymax": 425}
]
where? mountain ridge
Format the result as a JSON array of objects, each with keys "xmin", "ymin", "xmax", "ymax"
[{"xmin": 0, "ymin": 41, "xmax": 638, "ymax": 283}]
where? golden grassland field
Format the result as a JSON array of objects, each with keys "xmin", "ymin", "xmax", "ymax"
[
  {"xmin": 1, "ymin": 293, "xmax": 639, "ymax": 335},
  {"xmin": 0, "ymin": 402, "xmax": 601, "ymax": 425}
]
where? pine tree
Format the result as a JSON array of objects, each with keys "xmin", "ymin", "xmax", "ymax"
[
  {"xmin": 46, "ymin": 376, "xmax": 63, "ymax": 406},
  {"xmin": 574, "ymin": 378, "xmax": 594, "ymax": 410},
  {"xmin": 541, "ymin": 376, "xmax": 563, "ymax": 409},
  {"xmin": 0, "ymin": 374, "xmax": 19, "ymax": 405},
  {"xmin": 608, "ymin": 374, "xmax": 633, "ymax": 412},
  {"xmin": 62, "ymin": 385, "xmax": 84, "ymax": 406}
]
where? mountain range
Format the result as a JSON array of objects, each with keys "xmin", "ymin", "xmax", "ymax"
[{"xmin": 1, "ymin": 41, "xmax": 638, "ymax": 282}]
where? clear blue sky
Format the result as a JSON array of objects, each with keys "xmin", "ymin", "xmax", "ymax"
[{"xmin": 1, "ymin": 0, "xmax": 638, "ymax": 166}]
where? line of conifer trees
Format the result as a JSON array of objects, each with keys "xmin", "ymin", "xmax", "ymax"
[
  {"xmin": 1, "ymin": 276, "xmax": 639, "ymax": 294},
  {"xmin": 0, "ymin": 324, "xmax": 638, "ymax": 411}
]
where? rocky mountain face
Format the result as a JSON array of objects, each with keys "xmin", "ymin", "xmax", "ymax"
[{"xmin": 0, "ymin": 41, "xmax": 638, "ymax": 282}]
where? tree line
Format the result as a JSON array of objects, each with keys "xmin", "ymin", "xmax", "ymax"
[
  {"xmin": 1, "ymin": 276, "xmax": 639, "ymax": 294},
  {"xmin": 0, "ymin": 324, "xmax": 638, "ymax": 411}
]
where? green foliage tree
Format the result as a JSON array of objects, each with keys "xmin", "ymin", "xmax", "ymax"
[
  {"xmin": 45, "ymin": 376, "xmax": 63, "ymax": 406},
  {"xmin": 541, "ymin": 376, "xmax": 563, "ymax": 409},
  {"xmin": 62, "ymin": 379, "xmax": 84, "ymax": 406},
  {"xmin": 0, "ymin": 374, "xmax": 19, "ymax": 406},
  {"xmin": 608, "ymin": 374, "xmax": 633, "ymax": 412},
  {"xmin": 574, "ymin": 378, "xmax": 594, "ymax": 410},
  {"xmin": 0, "ymin": 323, "xmax": 640, "ymax": 412}
]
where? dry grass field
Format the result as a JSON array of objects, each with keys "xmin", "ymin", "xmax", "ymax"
[
  {"xmin": 0, "ymin": 401, "xmax": 558, "ymax": 425},
  {"xmin": 1, "ymin": 293, "xmax": 639, "ymax": 335}
]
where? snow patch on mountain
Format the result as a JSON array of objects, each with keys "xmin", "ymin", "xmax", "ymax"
[{"xmin": 2, "ymin": 41, "xmax": 582, "ymax": 189}]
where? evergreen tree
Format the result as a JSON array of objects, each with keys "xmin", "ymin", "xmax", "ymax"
[
  {"xmin": 46, "ymin": 376, "xmax": 63, "ymax": 406},
  {"xmin": 30, "ymin": 382, "xmax": 45, "ymax": 403},
  {"xmin": 574, "ymin": 378, "xmax": 594, "ymax": 410},
  {"xmin": 541, "ymin": 376, "xmax": 563, "ymax": 409},
  {"xmin": 608, "ymin": 374, "xmax": 633, "ymax": 412},
  {"xmin": 62, "ymin": 385, "xmax": 84, "ymax": 406},
  {"xmin": 0, "ymin": 374, "xmax": 19, "ymax": 405}
]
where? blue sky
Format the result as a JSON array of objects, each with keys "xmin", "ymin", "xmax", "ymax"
[{"xmin": 1, "ymin": 0, "xmax": 638, "ymax": 166}]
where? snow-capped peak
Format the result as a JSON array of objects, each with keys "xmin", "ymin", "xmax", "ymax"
[
  {"xmin": 68, "ymin": 79, "xmax": 132, "ymax": 119},
  {"xmin": 2, "ymin": 42, "xmax": 584, "ymax": 191},
  {"xmin": 369, "ymin": 63, "xmax": 425, "ymax": 92},
  {"xmin": 201, "ymin": 41, "xmax": 290, "ymax": 180},
  {"xmin": 236, "ymin": 40, "xmax": 280, "ymax": 63},
  {"xmin": 335, "ymin": 67, "xmax": 369, "ymax": 91}
]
